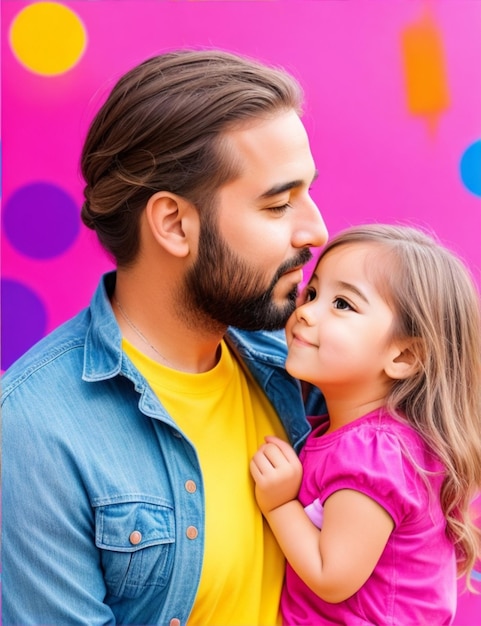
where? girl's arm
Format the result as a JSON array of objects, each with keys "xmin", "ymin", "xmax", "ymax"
[{"xmin": 250, "ymin": 436, "xmax": 394, "ymax": 603}]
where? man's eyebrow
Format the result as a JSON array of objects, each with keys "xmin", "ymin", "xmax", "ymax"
[{"xmin": 258, "ymin": 169, "xmax": 319, "ymax": 200}]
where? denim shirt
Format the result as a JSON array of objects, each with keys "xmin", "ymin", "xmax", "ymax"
[{"xmin": 2, "ymin": 272, "xmax": 325, "ymax": 626}]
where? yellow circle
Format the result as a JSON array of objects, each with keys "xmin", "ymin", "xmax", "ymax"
[{"xmin": 10, "ymin": 2, "xmax": 87, "ymax": 76}]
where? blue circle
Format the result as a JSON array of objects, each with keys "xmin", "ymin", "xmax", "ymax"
[
  {"xmin": 1, "ymin": 279, "xmax": 48, "ymax": 371},
  {"xmin": 2, "ymin": 182, "xmax": 80, "ymax": 259},
  {"xmin": 460, "ymin": 140, "xmax": 481, "ymax": 198}
]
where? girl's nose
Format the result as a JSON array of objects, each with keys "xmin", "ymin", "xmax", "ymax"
[{"xmin": 295, "ymin": 301, "xmax": 315, "ymax": 325}]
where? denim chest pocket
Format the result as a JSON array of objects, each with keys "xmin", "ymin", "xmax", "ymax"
[{"xmin": 95, "ymin": 500, "xmax": 175, "ymax": 599}]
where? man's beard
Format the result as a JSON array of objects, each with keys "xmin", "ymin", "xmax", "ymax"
[{"xmin": 181, "ymin": 213, "xmax": 312, "ymax": 332}]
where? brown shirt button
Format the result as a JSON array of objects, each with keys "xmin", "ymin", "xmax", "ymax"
[
  {"xmin": 186, "ymin": 526, "xmax": 198, "ymax": 540},
  {"xmin": 129, "ymin": 530, "xmax": 142, "ymax": 545},
  {"xmin": 185, "ymin": 480, "xmax": 197, "ymax": 493}
]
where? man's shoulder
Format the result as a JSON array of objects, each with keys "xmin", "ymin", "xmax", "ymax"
[{"xmin": 1, "ymin": 310, "xmax": 89, "ymax": 401}]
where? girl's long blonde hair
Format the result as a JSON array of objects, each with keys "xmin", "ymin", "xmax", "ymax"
[{"xmin": 320, "ymin": 224, "xmax": 481, "ymax": 587}]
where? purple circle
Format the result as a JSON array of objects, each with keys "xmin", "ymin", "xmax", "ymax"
[
  {"xmin": 2, "ymin": 182, "xmax": 80, "ymax": 259},
  {"xmin": 1, "ymin": 279, "xmax": 48, "ymax": 371}
]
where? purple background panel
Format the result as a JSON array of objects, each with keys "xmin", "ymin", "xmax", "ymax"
[
  {"xmin": 3, "ymin": 182, "xmax": 80, "ymax": 259},
  {"xmin": 1, "ymin": 278, "xmax": 47, "ymax": 370}
]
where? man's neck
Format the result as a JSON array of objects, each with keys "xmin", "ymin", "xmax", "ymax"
[{"xmin": 113, "ymin": 269, "xmax": 225, "ymax": 373}]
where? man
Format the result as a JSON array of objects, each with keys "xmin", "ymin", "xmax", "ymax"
[{"xmin": 2, "ymin": 50, "xmax": 328, "ymax": 625}]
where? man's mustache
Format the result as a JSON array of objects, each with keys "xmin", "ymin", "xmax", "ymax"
[{"xmin": 274, "ymin": 248, "xmax": 313, "ymax": 282}]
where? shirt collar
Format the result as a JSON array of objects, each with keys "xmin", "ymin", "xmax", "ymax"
[{"xmin": 83, "ymin": 272, "xmax": 123, "ymax": 382}]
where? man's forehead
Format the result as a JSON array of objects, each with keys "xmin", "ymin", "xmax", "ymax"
[
  {"xmin": 223, "ymin": 109, "xmax": 306, "ymax": 150},
  {"xmin": 218, "ymin": 110, "xmax": 315, "ymax": 196}
]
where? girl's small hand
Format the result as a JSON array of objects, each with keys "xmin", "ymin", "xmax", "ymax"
[{"xmin": 250, "ymin": 436, "xmax": 303, "ymax": 514}]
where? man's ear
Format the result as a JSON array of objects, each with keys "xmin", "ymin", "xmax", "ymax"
[
  {"xmin": 145, "ymin": 191, "xmax": 198, "ymax": 258},
  {"xmin": 384, "ymin": 339, "xmax": 423, "ymax": 381}
]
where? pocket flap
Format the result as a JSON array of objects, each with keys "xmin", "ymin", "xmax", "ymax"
[{"xmin": 96, "ymin": 500, "xmax": 175, "ymax": 552}]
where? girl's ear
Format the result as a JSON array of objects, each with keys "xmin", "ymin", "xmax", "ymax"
[
  {"xmin": 145, "ymin": 191, "xmax": 198, "ymax": 258},
  {"xmin": 384, "ymin": 339, "xmax": 423, "ymax": 381}
]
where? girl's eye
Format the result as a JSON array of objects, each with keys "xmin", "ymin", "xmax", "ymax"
[
  {"xmin": 333, "ymin": 297, "xmax": 353, "ymax": 311},
  {"xmin": 303, "ymin": 286, "xmax": 317, "ymax": 303}
]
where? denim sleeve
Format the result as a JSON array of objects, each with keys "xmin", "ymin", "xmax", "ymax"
[{"xmin": 2, "ymin": 393, "xmax": 117, "ymax": 626}]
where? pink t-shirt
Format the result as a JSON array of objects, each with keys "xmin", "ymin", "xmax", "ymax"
[{"xmin": 281, "ymin": 410, "xmax": 457, "ymax": 625}]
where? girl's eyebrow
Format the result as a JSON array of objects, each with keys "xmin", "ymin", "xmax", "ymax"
[{"xmin": 336, "ymin": 281, "xmax": 369, "ymax": 304}]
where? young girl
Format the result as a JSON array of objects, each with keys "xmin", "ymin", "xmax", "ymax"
[{"xmin": 250, "ymin": 224, "xmax": 481, "ymax": 625}]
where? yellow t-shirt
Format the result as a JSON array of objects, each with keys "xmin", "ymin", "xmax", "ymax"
[{"xmin": 123, "ymin": 338, "xmax": 286, "ymax": 625}]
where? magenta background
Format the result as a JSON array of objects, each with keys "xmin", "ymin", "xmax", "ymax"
[{"xmin": 2, "ymin": 1, "xmax": 480, "ymax": 621}]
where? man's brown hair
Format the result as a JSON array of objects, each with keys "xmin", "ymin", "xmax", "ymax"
[{"xmin": 80, "ymin": 49, "xmax": 303, "ymax": 266}]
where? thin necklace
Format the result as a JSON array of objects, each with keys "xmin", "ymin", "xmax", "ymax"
[{"xmin": 115, "ymin": 298, "xmax": 170, "ymax": 364}]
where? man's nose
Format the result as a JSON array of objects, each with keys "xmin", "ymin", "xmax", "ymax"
[{"xmin": 293, "ymin": 198, "xmax": 328, "ymax": 249}]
